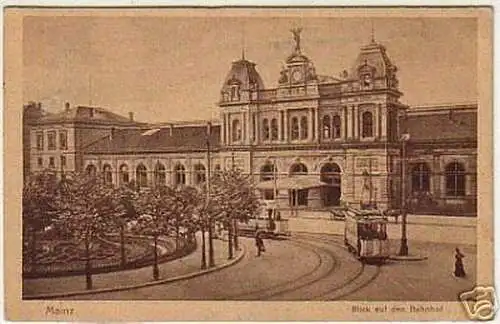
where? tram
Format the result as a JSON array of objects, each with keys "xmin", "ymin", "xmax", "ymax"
[
  {"xmin": 343, "ymin": 208, "xmax": 390, "ymax": 263},
  {"xmin": 237, "ymin": 202, "xmax": 291, "ymax": 238}
]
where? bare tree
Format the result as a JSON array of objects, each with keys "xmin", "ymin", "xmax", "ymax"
[
  {"xmin": 130, "ymin": 185, "xmax": 174, "ymax": 280},
  {"xmin": 207, "ymin": 169, "xmax": 261, "ymax": 258},
  {"xmin": 53, "ymin": 172, "xmax": 116, "ymax": 290},
  {"xmin": 22, "ymin": 170, "xmax": 59, "ymax": 271}
]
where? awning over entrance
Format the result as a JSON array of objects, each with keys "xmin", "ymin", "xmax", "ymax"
[{"xmin": 256, "ymin": 176, "xmax": 329, "ymax": 190}]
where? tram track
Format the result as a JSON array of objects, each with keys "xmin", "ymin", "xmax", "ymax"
[
  {"xmin": 224, "ymin": 233, "xmax": 381, "ymax": 301},
  {"xmin": 262, "ymin": 238, "xmax": 341, "ymax": 300},
  {"xmin": 223, "ymin": 238, "xmax": 340, "ymax": 300},
  {"xmin": 295, "ymin": 233, "xmax": 382, "ymax": 301}
]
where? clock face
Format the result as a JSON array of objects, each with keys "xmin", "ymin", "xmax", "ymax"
[{"xmin": 292, "ymin": 69, "xmax": 303, "ymax": 83}]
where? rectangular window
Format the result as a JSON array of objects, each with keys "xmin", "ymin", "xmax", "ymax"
[
  {"xmin": 263, "ymin": 190, "xmax": 275, "ymax": 200},
  {"xmin": 36, "ymin": 132, "xmax": 44, "ymax": 150},
  {"xmin": 60, "ymin": 156, "xmax": 66, "ymax": 167},
  {"xmin": 37, "ymin": 157, "xmax": 43, "ymax": 167},
  {"xmin": 49, "ymin": 157, "xmax": 55, "ymax": 168},
  {"xmin": 59, "ymin": 130, "xmax": 68, "ymax": 150},
  {"xmin": 47, "ymin": 131, "xmax": 56, "ymax": 150}
]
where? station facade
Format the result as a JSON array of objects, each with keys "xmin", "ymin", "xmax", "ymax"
[{"xmin": 25, "ymin": 32, "xmax": 477, "ymax": 215}]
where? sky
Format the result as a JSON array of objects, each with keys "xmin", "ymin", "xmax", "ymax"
[{"xmin": 23, "ymin": 14, "xmax": 478, "ymax": 123}]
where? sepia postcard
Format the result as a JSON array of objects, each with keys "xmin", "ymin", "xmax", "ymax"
[{"xmin": 3, "ymin": 6, "xmax": 494, "ymax": 322}]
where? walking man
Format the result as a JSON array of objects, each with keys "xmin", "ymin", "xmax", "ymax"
[{"xmin": 255, "ymin": 230, "xmax": 265, "ymax": 257}]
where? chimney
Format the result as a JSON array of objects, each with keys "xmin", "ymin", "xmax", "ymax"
[
  {"xmin": 37, "ymin": 102, "xmax": 42, "ymax": 110},
  {"xmin": 129, "ymin": 112, "xmax": 134, "ymax": 121},
  {"xmin": 64, "ymin": 102, "xmax": 70, "ymax": 112}
]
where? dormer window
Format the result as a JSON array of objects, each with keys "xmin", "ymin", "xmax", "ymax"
[
  {"xmin": 227, "ymin": 74, "xmax": 242, "ymax": 102},
  {"xmin": 230, "ymin": 85, "xmax": 240, "ymax": 101},
  {"xmin": 358, "ymin": 60, "xmax": 376, "ymax": 89},
  {"xmin": 361, "ymin": 74, "xmax": 372, "ymax": 87}
]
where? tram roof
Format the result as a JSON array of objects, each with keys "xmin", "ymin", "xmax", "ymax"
[{"xmin": 344, "ymin": 208, "xmax": 389, "ymax": 222}]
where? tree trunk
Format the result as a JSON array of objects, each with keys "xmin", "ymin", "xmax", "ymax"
[
  {"xmin": 153, "ymin": 233, "xmax": 160, "ymax": 280},
  {"xmin": 208, "ymin": 217, "xmax": 215, "ymax": 267},
  {"xmin": 30, "ymin": 228, "xmax": 37, "ymax": 271},
  {"xmin": 233, "ymin": 218, "xmax": 239, "ymax": 251},
  {"xmin": 85, "ymin": 238, "xmax": 93, "ymax": 290},
  {"xmin": 175, "ymin": 217, "xmax": 180, "ymax": 251},
  {"xmin": 201, "ymin": 225, "xmax": 207, "ymax": 269},
  {"xmin": 120, "ymin": 223, "xmax": 126, "ymax": 268},
  {"xmin": 227, "ymin": 219, "xmax": 233, "ymax": 260}
]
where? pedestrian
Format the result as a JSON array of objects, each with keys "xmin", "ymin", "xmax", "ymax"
[
  {"xmin": 454, "ymin": 248, "xmax": 466, "ymax": 277},
  {"xmin": 255, "ymin": 230, "xmax": 265, "ymax": 257}
]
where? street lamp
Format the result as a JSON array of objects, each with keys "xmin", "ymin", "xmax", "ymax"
[
  {"xmin": 206, "ymin": 122, "xmax": 215, "ymax": 267},
  {"xmin": 398, "ymin": 132, "xmax": 410, "ymax": 256}
]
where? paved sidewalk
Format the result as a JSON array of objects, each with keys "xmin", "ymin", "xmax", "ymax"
[
  {"xmin": 288, "ymin": 214, "xmax": 476, "ymax": 245},
  {"xmin": 23, "ymin": 233, "xmax": 243, "ymax": 299},
  {"xmin": 282, "ymin": 210, "xmax": 476, "ymax": 226}
]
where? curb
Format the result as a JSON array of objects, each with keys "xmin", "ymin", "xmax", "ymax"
[
  {"xmin": 24, "ymin": 243, "xmax": 246, "ymax": 300},
  {"xmin": 388, "ymin": 255, "xmax": 428, "ymax": 261}
]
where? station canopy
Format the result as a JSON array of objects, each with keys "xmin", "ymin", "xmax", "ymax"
[{"xmin": 256, "ymin": 175, "xmax": 329, "ymax": 190}]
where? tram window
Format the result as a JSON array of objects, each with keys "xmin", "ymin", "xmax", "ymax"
[
  {"xmin": 359, "ymin": 223, "xmax": 383, "ymax": 240},
  {"xmin": 378, "ymin": 223, "xmax": 387, "ymax": 240}
]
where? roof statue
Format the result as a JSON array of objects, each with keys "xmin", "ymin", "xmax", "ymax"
[{"xmin": 291, "ymin": 27, "xmax": 302, "ymax": 54}]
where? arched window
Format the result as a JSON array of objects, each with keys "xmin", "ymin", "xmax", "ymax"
[
  {"xmin": 174, "ymin": 164, "xmax": 186, "ymax": 186},
  {"xmin": 260, "ymin": 163, "xmax": 277, "ymax": 181},
  {"xmin": 154, "ymin": 162, "xmax": 166, "ymax": 187},
  {"xmin": 136, "ymin": 164, "xmax": 148, "ymax": 188},
  {"xmin": 194, "ymin": 163, "xmax": 206, "ymax": 184},
  {"xmin": 362, "ymin": 111, "xmax": 373, "ymax": 138},
  {"xmin": 262, "ymin": 118, "xmax": 270, "ymax": 140},
  {"xmin": 411, "ymin": 163, "xmax": 430, "ymax": 193},
  {"xmin": 320, "ymin": 163, "xmax": 341, "ymax": 185},
  {"xmin": 333, "ymin": 115, "xmax": 342, "ymax": 138},
  {"xmin": 290, "ymin": 163, "xmax": 308, "ymax": 175},
  {"xmin": 300, "ymin": 116, "xmax": 308, "ymax": 139},
  {"xmin": 214, "ymin": 164, "xmax": 222, "ymax": 174},
  {"xmin": 445, "ymin": 162, "xmax": 466, "ymax": 197},
  {"xmin": 103, "ymin": 164, "xmax": 113, "ymax": 184},
  {"xmin": 85, "ymin": 164, "xmax": 97, "ymax": 177},
  {"xmin": 291, "ymin": 117, "xmax": 299, "ymax": 140},
  {"xmin": 232, "ymin": 119, "xmax": 242, "ymax": 142},
  {"xmin": 271, "ymin": 118, "xmax": 279, "ymax": 140},
  {"xmin": 322, "ymin": 115, "xmax": 331, "ymax": 139},
  {"xmin": 119, "ymin": 164, "xmax": 129, "ymax": 185}
]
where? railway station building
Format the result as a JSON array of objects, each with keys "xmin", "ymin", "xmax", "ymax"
[{"xmin": 25, "ymin": 32, "xmax": 477, "ymax": 216}]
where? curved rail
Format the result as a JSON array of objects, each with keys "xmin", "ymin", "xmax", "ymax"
[
  {"xmin": 222, "ymin": 238, "xmax": 339, "ymax": 300},
  {"xmin": 296, "ymin": 233, "xmax": 382, "ymax": 300}
]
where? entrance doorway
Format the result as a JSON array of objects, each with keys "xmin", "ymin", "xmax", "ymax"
[
  {"xmin": 320, "ymin": 163, "xmax": 341, "ymax": 206},
  {"xmin": 289, "ymin": 162, "xmax": 308, "ymax": 207}
]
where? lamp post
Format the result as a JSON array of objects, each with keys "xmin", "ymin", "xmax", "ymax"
[
  {"xmin": 200, "ymin": 217, "xmax": 207, "ymax": 270},
  {"xmin": 206, "ymin": 122, "xmax": 215, "ymax": 267},
  {"xmin": 398, "ymin": 133, "xmax": 410, "ymax": 256}
]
